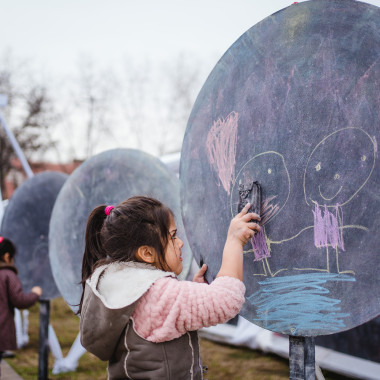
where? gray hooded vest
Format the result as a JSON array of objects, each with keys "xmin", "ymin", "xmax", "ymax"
[{"xmin": 80, "ymin": 262, "xmax": 203, "ymax": 380}]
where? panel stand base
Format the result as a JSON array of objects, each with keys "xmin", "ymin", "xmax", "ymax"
[
  {"xmin": 38, "ymin": 300, "xmax": 50, "ymax": 380},
  {"xmin": 289, "ymin": 336, "xmax": 315, "ymax": 380}
]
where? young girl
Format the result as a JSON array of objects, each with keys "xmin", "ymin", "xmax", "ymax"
[
  {"xmin": 79, "ymin": 196, "xmax": 260, "ymax": 380},
  {"xmin": 0, "ymin": 237, "xmax": 42, "ymax": 364}
]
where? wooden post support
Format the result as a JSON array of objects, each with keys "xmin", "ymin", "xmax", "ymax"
[
  {"xmin": 289, "ymin": 336, "xmax": 315, "ymax": 380},
  {"xmin": 38, "ymin": 300, "xmax": 50, "ymax": 380}
]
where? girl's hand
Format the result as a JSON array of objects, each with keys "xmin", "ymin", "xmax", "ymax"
[
  {"xmin": 31, "ymin": 286, "xmax": 42, "ymax": 297},
  {"xmin": 193, "ymin": 264, "xmax": 208, "ymax": 283},
  {"xmin": 216, "ymin": 203, "xmax": 261, "ymax": 281},
  {"xmin": 227, "ymin": 203, "xmax": 261, "ymax": 246}
]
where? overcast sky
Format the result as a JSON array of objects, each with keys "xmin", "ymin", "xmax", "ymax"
[
  {"xmin": 1, "ymin": 0, "xmax": 380, "ymax": 161},
  {"xmin": 0, "ymin": 1, "xmax": 309, "ymax": 76},
  {"xmin": 2, "ymin": 0, "xmax": 379, "ymax": 85}
]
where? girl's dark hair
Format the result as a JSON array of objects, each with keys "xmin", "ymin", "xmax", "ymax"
[
  {"xmin": 78, "ymin": 196, "xmax": 173, "ymax": 314},
  {"xmin": 0, "ymin": 237, "xmax": 16, "ymax": 261}
]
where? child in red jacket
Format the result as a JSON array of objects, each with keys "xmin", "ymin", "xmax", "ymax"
[{"xmin": 0, "ymin": 237, "xmax": 42, "ymax": 364}]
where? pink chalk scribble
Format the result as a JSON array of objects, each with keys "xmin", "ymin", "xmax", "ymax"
[
  {"xmin": 206, "ymin": 111, "xmax": 239, "ymax": 195},
  {"xmin": 313, "ymin": 203, "xmax": 345, "ymax": 251},
  {"xmin": 251, "ymin": 228, "xmax": 270, "ymax": 261},
  {"xmin": 260, "ymin": 195, "xmax": 280, "ymax": 225},
  {"xmin": 373, "ymin": 136, "xmax": 378, "ymax": 154}
]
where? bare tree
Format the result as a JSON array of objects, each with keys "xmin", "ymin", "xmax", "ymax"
[
  {"xmin": 73, "ymin": 55, "xmax": 119, "ymax": 159},
  {"xmin": 120, "ymin": 53, "xmax": 203, "ymax": 157},
  {"xmin": 120, "ymin": 57, "xmax": 152, "ymax": 149},
  {"xmin": 156, "ymin": 53, "xmax": 203, "ymax": 155},
  {"xmin": 0, "ymin": 51, "xmax": 58, "ymax": 197}
]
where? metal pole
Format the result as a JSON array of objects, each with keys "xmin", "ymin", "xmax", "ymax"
[
  {"xmin": 38, "ymin": 300, "xmax": 50, "ymax": 380},
  {"xmin": 0, "ymin": 185, "xmax": 4, "ymax": 224},
  {"xmin": 0, "ymin": 111, "xmax": 34, "ymax": 179},
  {"xmin": 289, "ymin": 336, "xmax": 315, "ymax": 380}
]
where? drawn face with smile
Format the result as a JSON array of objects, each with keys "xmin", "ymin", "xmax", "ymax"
[
  {"xmin": 231, "ymin": 151, "xmax": 290, "ymax": 225},
  {"xmin": 304, "ymin": 128, "xmax": 375, "ymax": 207}
]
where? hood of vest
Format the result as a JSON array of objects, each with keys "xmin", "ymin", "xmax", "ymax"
[{"xmin": 80, "ymin": 261, "xmax": 175, "ymax": 361}]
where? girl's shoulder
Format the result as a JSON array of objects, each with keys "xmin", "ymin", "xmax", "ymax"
[
  {"xmin": 92, "ymin": 261, "xmax": 176, "ymax": 309},
  {"xmin": 0, "ymin": 262, "xmax": 18, "ymax": 275},
  {"xmin": 153, "ymin": 275, "xmax": 245, "ymax": 288}
]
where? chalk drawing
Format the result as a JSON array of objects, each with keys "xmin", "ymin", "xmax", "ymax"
[
  {"xmin": 313, "ymin": 204, "xmax": 344, "ymax": 251},
  {"xmin": 304, "ymin": 128, "xmax": 376, "ymax": 208},
  {"xmin": 227, "ymin": 128, "xmax": 375, "ymax": 279},
  {"xmin": 301, "ymin": 127, "xmax": 375, "ymax": 274},
  {"xmin": 251, "ymin": 228, "xmax": 270, "ymax": 261},
  {"xmin": 206, "ymin": 111, "xmax": 239, "ymax": 195},
  {"xmin": 230, "ymin": 151, "xmax": 291, "ymax": 277},
  {"xmin": 247, "ymin": 273, "xmax": 355, "ymax": 335},
  {"xmin": 260, "ymin": 127, "xmax": 375, "ymax": 276}
]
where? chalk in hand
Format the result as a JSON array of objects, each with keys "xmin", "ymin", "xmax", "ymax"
[{"xmin": 238, "ymin": 181, "xmax": 262, "ymax": 220}]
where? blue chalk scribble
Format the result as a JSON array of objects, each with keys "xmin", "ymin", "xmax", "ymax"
[{"xmin": 247, "ymin": 273, "xmax": 355, "ymax": 335}]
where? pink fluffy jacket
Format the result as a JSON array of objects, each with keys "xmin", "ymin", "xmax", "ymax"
[
  {"xmin": 95, "ymin": 261, "xmax": 246, "ymax": 343},
  {"xmin": 133, "ymin": 275, "xmax": 246, "ymax": 343}
]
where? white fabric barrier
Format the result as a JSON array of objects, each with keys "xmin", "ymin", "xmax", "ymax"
[
  {"xmin": 14, "ymin": 307, "xmax": 85, "ymax": 374},
  {"xmin": 200, "ymin": 316, "xmax": 274, "ymax": 353},
  {"xmin": 200, "ymin": 316, "xmax": 380, "ymax": 380},
  {"xmin": 52, "ymin": 333, "xmax": 86, "ymax": 374},
  {"xmin": 15, "ymin": 309, "xmax": 29, "ymax": 348}
]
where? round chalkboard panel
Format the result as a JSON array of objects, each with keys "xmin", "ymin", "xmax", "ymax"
[
  {"xmin": 49, "ymin": 148, "xmax": 192, "ymax": 312},
  {"xmin": 180, "ymin": 0, "xmax": 380, "ymax": 336},
  {"xmin": 1, "ymin": 171, "xmax": 68, "ymax": 300}
]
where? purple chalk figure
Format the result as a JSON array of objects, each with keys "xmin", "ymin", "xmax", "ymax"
[
  {"xmin": 232, "ymin": 151, "xmax": 291, "ymax": 277},
  {"xmin": 313, "ymin": 204, "xmax": 344, "ymax": 252},
  {"xmin": 303, "ymin": 127, "xmax": 376, "ymax": 274},
  {"xmin": 238, "ymin": 182, "xmax": 268, "ymax": 262}
]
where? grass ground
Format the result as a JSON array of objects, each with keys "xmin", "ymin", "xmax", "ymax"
[{"xmin": 6, "ymin": 297, "xmax": 353, "ymax": 379}]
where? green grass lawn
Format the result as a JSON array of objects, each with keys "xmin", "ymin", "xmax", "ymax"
[{"xmin": 5, "ymin": 297, "xmax": 352, "ymax": 379}]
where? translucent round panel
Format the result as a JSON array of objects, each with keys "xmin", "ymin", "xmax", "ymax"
[
  {"xmin": 1, "ymin": 171, "xmax": 68, "ymax": 300},
  {"xmin": 49, "ymin": 149, "xmax": 192, "ymax": 312}
]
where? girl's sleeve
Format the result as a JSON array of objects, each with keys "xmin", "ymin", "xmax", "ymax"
[
  {"xmin": 132, "ymin": 276, "xmax": 245, "ymax": 343},
  {"xmin": 6, "ymin": 271, "xmax": 40, "ymax": 309}
]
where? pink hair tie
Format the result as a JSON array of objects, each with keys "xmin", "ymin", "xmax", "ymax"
[
  {"xmin": 105, "ymin": 205, "xmax": 114, "ymax": 216},
  {"xmin": 0, "ymin": 237, "xmax": 3, "ymax": 243}
]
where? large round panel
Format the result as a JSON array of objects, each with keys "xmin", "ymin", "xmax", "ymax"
[
  {"xmin": 1, "ymin": 171, "xmax": 68, "ymax": 300},
  {"xmin": 49, "ymin": 148, "xmax": 192, "ymax": 312},
  {"xmin": 180, "ymin": 0, "xmax": 380, "ymax": 336}
]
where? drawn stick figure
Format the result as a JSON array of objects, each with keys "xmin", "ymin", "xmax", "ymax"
[
  {"xmin": 231, "ymin": 151, "xmax": 291, "ymax": 277},
  {"xmin": 303, "ymin": 127, "xmax": 375, "ymax": 274}
]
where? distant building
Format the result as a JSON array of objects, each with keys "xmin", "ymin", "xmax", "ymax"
[
  {"xmin": 3, "ymin": 152, "xmax": 180, "ymax": 199},
  {"xmin": 3, "ymin": 158, "xmax": 83, "ymax": 199}
]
